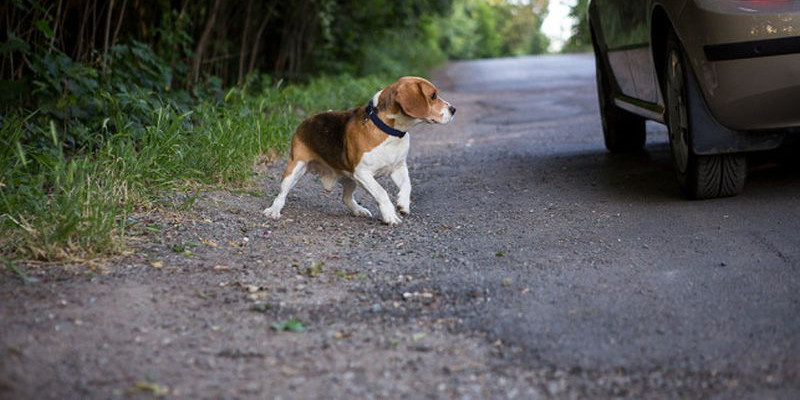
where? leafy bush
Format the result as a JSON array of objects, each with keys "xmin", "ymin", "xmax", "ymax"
[
  {"xmin": 437, "ymin": 0, "xmax": 550, "ymax": 59},
  {"xmin": 562, "ymin": 0, "xmax": 592, "ymax": 53}
]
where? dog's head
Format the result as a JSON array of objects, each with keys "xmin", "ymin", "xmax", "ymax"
[{"xmin": 379, "ymin": 77, "xmax": 455, "ymax": 125}]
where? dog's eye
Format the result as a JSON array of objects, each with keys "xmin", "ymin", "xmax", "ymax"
[{"xmin": 431, "ymin": 92, "xmax": 437, "ymax": 100}]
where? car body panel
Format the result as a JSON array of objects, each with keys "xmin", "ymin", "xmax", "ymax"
[
  {"xmin": 677, "ymin": 1, "xmax": 800, "ymax": 130},
  {"xmin": 595, "ymin": 1, "xmax": 654, "ymax": 101},
  {"xmin": 590, "ymin": 0, "xmax": 800, "ymax": 141}
]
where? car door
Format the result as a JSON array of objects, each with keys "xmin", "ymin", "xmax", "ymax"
[{"xmin": 595, "ymin": 1, "xmax": 658, "ymax": 104}]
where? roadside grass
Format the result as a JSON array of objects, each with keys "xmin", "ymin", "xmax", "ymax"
[{"xmin": 0, "ymin": 74, "xmax": 388, "ymax": 261}]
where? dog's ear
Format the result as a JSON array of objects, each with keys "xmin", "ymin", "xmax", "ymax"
[
  {"xmin": 396, "ymin": 82, "xmax": 431, "ymax": 119},
  {"xmin": 377, "ymin": 88, "xmax": 394, "ymax": 111}
]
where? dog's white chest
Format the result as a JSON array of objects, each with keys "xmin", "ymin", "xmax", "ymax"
[{"xmin": 359, "ymin": 136, "xmax": 409, "ymax": 176}]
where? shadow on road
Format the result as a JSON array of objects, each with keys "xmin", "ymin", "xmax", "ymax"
[{"xmin": 517, "ymin": 138, "xmax": 800, "ymax": 204}]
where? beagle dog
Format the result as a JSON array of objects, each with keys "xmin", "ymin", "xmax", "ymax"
[{"xmin": 263, "ymin": 76, "xmax": 455, "ymax": 225}]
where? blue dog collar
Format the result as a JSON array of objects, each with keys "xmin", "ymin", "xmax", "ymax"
[{"xmin": 366, "ymin": 100, "xmax": 406, "ymax": 138}]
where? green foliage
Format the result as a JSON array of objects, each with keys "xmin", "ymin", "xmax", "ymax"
[
  {"xmin": 355, "ymin": 27, "xmax": 447, "ymax": 78},
  {"xmin": 312, "ymin": 0, "xmax": 452, "ymax": 76},
  {"xmin": 0, "ymin": 117, "xmax": 126, "ymax": 259},
  {"xmin": 562, "ymin": 0, "xmax": 592, "ymax": 53},
  {"xmin": 437, "ymin": 0, "xmax": 550, "ymax": 59},
  {"xmin": 23, "ymin": 42, "xmax": 185, "ymax": 151}
]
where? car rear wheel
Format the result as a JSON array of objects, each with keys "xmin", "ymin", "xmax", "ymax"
[
  {"xmin": 664, "ymin": 33, "xmax": 746, "ymax": 199},
  {"xmin": 592, "ymin": 30, "xmax": 646, "ymax": 153}
]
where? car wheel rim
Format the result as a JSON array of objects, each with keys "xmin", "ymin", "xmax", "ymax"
[{"xmin": 666, "ymin": 49, "xmax": 689, "ymax": 175}]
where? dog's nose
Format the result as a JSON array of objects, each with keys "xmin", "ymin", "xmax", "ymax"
[{"xmin": 449, "ymin": 106, "xmax": 456, "ymax": 115}]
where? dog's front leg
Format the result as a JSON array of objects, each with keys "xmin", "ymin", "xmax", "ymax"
[
  {"xmin": 391, "ymin": 163, "xmax": 411, "ymax": 215},
  {"xmin": 354, "ymin": 169, "xmax": 402, "ymax": 225}
]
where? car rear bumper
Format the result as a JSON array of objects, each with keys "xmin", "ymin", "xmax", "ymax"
[
  {"xmin": 704, "ymin": 52, "xmax": 800, "ymax": 131},
  {"xmin": 678, "ymin": 0, "xmax": 800, "ymax": 131}
]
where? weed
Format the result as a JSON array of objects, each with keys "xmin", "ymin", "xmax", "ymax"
[
  {"xmin": 334, "ymin": 269, "xmax": 367, "ymax": 281},
  {"xmin": 271, "ymin": 317, "xmax": 306, "ymax": 332},
  {"xmin": 303, "ymin": 261, "xmax": 325, "ymax": 278},
  {"xmin": 3, "ymin": 258, "xmax": 39, "ymax": 285}
]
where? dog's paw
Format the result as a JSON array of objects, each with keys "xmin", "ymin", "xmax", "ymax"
[
  {"xmin": 381, "ymin": 211, "xmax": 402, "ymax": 226},
  {"xmin": 262, "ymin": 207, "xmax": 281, "ymax": 219},
  {"xmin": 396, "ymin": 203, "xmax": 410, "ymax": 216},
  {"xmin": 351, "ymin": 205, "xmax": 373, "ymax": 218}
]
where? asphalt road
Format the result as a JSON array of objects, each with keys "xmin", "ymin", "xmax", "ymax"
[
  {"xmin": 424, "ymin": 55, "xmax": 800, "ymax": 378},
  {"xmin": 2, "ymin": 54, "xmax": 799, "ymax": 399},
  {"xmin": 407, "ymin": 53, "xmax": 800, "ymax": 394}
]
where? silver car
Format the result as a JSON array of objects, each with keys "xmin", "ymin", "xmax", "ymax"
[{"xmin": 589, "ymin": 0, "xmax": 800, "ymax": 198}]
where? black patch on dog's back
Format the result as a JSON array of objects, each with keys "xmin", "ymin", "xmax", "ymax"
[{"xmin": 295, "ymin": 107, "xmax": 363, "ymax": 171}]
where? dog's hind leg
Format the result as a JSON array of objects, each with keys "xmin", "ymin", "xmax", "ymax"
[
  {"xmin": 263, "ymin": 160, "xmax": 307, "ymax": 219},
  {"xmin": 320, "ymin": 174, "xmax": 339, "ymax": 192},
  {"xmin": 341, "ymin": 178, "xmax": 372, "ymax": 218}
]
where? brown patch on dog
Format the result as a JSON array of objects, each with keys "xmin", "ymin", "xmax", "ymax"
[
  {"xmin": 293, "ymin": 110, "xmax": 350, "ymax": 171},
  {"xmin": 289, "ymin": 107, "xmax": 389, "ymax": 174},
  {"xmin": 345, "ymin": 109, "xmax": 389, "ymax": 169}
]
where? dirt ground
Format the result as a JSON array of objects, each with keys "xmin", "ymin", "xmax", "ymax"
[
  {"xmin": 2, "ymin": 55, "xmax": 799, "ymax": 399},
  {"xmin": 0, "ymin": 64, "xmax": 572, "ymax": 400}
]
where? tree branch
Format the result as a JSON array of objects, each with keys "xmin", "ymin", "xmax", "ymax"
[{"xmin": 191, "ymin": 0, "xmax": 222, "ymax": 84}]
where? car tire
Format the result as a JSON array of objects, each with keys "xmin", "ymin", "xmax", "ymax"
[
  {"xmin": 664, "ymin": 32, "xmax": 746, "ymax": 199},
  {"xmin": 592, "ymin": 30, "xmax": 646, "ymax": 153}
]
